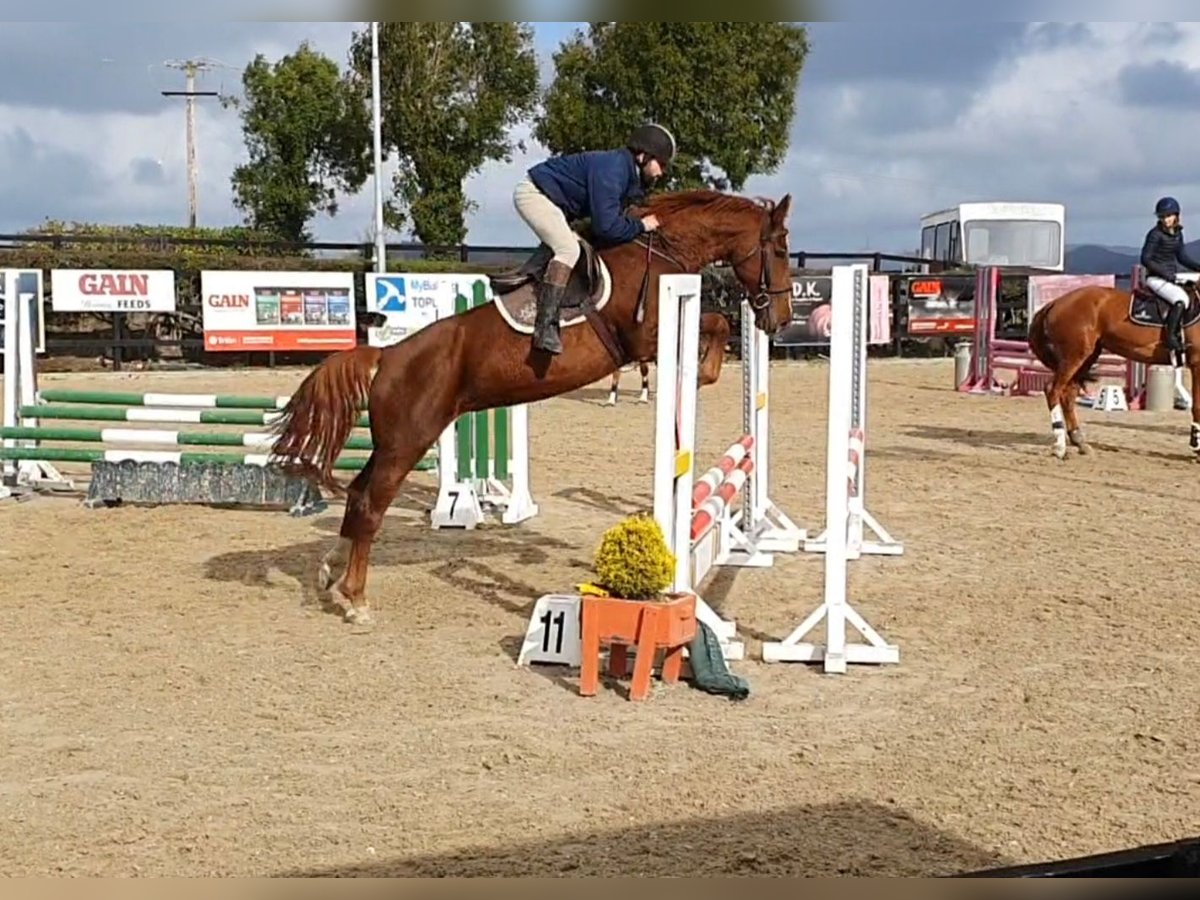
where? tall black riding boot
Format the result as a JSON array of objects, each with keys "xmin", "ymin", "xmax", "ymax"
[
  {"xmin": 532, "ymin": 260, "xmax": 572, "ymax": 355},
  {"xmin": 1166, "ymin": 301, "xmax": 1185, "ymax": 357}
]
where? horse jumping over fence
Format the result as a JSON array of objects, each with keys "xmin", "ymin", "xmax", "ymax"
[
  {"xmin": 270, "ymin": 189, "xmax": 796, "ymax": 624},
  {"xmin": 1028, "ymin": 278, "xmax": 1200, "ymax": 459}
]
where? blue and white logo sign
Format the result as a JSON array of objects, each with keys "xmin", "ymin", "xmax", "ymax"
[
  {"xmin": 365, "ymin": 272, "xmax": 471, "ymax": 348},
  {"xmin": 373, "ymin": 275, "xmax": 408, "ymax": 313}
]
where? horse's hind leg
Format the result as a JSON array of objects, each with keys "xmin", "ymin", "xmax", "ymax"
[
  {"xmin": 1065, "ymin": 347, "xmax": 1103, "ymax": 456},
  {"xmin": 329, "ymin": 438, "xmax": 433, "ymax": 625},
  {"xmin": 318, "ymin": 459, "xmax": 373, "ymax": 598},
  {"xmin": 1063, "ymin": 381, "xmax": 1092, "ymax": 456}
]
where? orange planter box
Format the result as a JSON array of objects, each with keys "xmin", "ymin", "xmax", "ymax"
[{"xmin": 579, "ymin": 592, "xmax": 697, "ymax": 701}]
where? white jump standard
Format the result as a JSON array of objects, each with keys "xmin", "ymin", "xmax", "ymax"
[
  {"xmin": 801, "ymin": 266, "xmax": 902, "ymax": 560},
  {"xmin": 763, "ymin": 264, "xmax": 900, "ymax": 673}
]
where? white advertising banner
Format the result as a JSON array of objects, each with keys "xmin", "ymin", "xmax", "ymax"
[{"xmin": 51, "ymin": 268, "xmax": 177, "ymax": 312}]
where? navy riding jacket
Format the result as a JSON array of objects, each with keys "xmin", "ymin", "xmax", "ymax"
[
  {"xmin": 527, "ymin": 148, "xmax": 646, "ymax": 244},
  {"xmin": 1140, "ymin": 223, "xmax": 1200, "ymax": 282}
]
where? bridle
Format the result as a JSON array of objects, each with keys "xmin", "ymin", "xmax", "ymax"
[{"xmin": 727, "ymin": 227, "xmax": 792, "ymax": 313}]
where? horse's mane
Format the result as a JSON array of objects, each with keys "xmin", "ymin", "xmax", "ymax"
[{"xmin": 639, "ymin": 188, "xmax": 776, "ymax": 221}]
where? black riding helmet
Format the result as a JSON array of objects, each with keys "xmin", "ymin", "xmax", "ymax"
[
  {"xmin": 1156, "ymin": 196, "xmax": 1181, "ymax": 218},
  {"xmin": 627, "ymin": 123, "xmax": 676, "ymax": 168}
]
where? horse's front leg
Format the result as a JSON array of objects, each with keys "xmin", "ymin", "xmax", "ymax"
[{"xmin": 1189, "ymin": 362, "xmax": 1200, "ymax": 458}]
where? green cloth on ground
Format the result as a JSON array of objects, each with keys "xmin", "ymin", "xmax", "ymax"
[{"xmin": 687, "ymin": 620, "xmax": 750, "ymax": 700}]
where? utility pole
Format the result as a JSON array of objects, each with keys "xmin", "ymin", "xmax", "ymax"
[
  {"xmin": 371, "ymin": 22, "xmax": 387, "ymax": 273},
  {"xmin": 162, "ymin": 59, "xmax": 219, "ymax": 228}
]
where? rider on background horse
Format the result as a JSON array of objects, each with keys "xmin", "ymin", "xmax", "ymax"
[
  {"xmin": 513, "ymin": 123, "xmax": 677, "ymax": 354},
  {"xmin": 1140, "ymin": 196, "xmax": 1200, "ymax": 356}
]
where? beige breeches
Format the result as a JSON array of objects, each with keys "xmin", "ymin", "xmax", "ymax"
[{"xmin": 513, "ymin": 178, "xmax": 581, "ymax": 269}]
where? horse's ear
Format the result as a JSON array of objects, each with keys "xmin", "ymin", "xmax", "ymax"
[{"xmin": 772, "ymin": 194, "xmax": 792, "ymax": 225}]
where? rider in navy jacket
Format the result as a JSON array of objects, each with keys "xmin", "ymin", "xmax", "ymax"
[
  {"xmin": 513, "ymin": 123, "xmax": 677, "ymax": 354},
  {"xmin": 528, "ymin": 148, "xmax": 648, "ymax": 245}
]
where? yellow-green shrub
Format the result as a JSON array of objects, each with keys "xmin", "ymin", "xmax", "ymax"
[{"xmin": 591, "ymin": 514, "xmax": 676, "ymax": 600}]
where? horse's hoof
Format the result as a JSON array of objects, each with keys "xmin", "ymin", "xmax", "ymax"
[
  {"xmin": 344, "ymin": 607, "xmax": 373, "ymax": 626},
  {"xmin": 318, "ymin": 565, "xmax": 334, "ymax": 591},
  {"xmin": 1052, "ymin": 444, "xmax": 1067, "ymax": 460}
]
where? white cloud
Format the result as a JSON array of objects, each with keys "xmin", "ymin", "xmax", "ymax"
[{"xmin": 738, "ymin": 22, "xmax": 1200, "ymax": 255}]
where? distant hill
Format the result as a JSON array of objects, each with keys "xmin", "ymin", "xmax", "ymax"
[{"xmin": 1065, "ymin": 240, "xmax": 1200, "ymax": 275}]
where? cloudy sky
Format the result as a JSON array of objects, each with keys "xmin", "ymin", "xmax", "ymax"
[{"xmin": 2, "ymin": 21, "xmax": 1198, "ymax": 256}]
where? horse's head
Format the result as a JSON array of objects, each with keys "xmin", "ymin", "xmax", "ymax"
[
  {"xmin": 642, "ymin": 189, "xmax": 795, "ymax": 334},
  {"xmin": 726, "ymin": 193, "xmax": 794, "ymax": 335}
]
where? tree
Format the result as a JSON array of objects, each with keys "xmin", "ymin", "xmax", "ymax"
[
  {"xmin": 536, "ymin": 23, "xmax": 809, "ymax": 192},
  {"xmin": 347, "ymin": 22, "xmax": 539, "ymax": 248},
  {"xmin": 227, "ymin": 42, "xmax": 371, "ymax": 242}
]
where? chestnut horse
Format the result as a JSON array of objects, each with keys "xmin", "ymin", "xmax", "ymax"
[
  {"xmin": 1027, "ymin": 278, "xmax": 1200, "ymax": 459},
  {"xmin": 270, "ymin": 189, "xmax": 795, "ymax": 624}
]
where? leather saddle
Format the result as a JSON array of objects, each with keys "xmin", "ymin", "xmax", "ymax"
[
  {"xmin": 1129, "ymin": 281, "xmax": 1200, "ymax": 329},
  {"xmin": 490, "ymin": 238, "xmax": 614, "ymax": 335}
]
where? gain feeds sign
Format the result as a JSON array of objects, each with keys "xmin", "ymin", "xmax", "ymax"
[
  {"xmin": 51, "ymin": 269, "xmax": 177, "ymax": 313},
  {"xmin": 199, "ymin": 270, "xmax": 356, "ymax": 352}
]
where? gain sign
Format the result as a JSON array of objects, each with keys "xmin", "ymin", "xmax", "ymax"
[{"xmin": 51, "ymin": 269, "xmax": 177, "ymax": 313}]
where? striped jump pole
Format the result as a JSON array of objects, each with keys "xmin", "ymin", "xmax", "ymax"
[
  {"xmin": 21, "ymin": 404, "xmax": 371, "ymax": 428},
  {"xmin": 0, "ymin": 446, "xmax": 376, "ymax": 470},
  {"xmin": 0, "ymin": 424, "xmax": 372, "ymax": 450},
  {"xmin": 690, "ymin": 454, "xmax": 755, "ymax": 541},
  {"xmin": 35, "ymin": 389, "xmax": 298, "ymax": 410},
  {"xmin": 691, "ymin": 436, "xmax": 754, "ymax": 508},
  {"xmin": 763, "ymin": 263, "xmax": 900, "ymax": 673}
]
